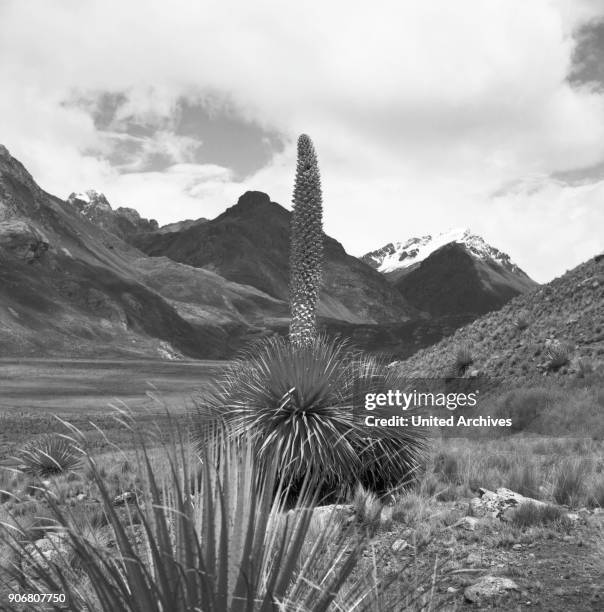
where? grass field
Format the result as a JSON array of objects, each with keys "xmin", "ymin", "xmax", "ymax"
[{"xmin": 0, "ymin": 358, "xmax": 227, "ymax": 459}]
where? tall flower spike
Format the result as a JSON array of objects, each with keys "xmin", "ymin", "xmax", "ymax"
[{"xmin": 289, "ymin": 134, "xmax": 324, "ymax": 346}]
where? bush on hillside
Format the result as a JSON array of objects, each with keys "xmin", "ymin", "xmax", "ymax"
[
  {"xmin": 513, "ymin": 313, "xmax": 530, "ymax": 331},
  {"xmin": 545, "ymin": 341, "xmax": 573, "ymax": 371},
  {"xmin": 494, "ymin": 388, "xmax": 558, "ymax": 432},
  {"xmin": 453, "ymin": 345, "xmax": 474, "ymax": 376}
]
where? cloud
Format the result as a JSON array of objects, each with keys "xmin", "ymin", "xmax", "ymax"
[
  {"xmin": 0, "ymin": 0, "xmax": 603, "ymax": 282},
  {"xmin": 97, "ymin": 131, "xmax": 203, "ymax": 172},
  {"xmin": 102, "ymin": 163, "xmax": 239, "ymax": 223}
]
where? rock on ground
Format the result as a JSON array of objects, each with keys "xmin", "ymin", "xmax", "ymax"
[
  {"xmin": 470, "ymin": 487, "xmax": 547, "ymax": 520},
  {"xmin": 464, "ymin": 575, "xmax": 519, "ymax": 603}
]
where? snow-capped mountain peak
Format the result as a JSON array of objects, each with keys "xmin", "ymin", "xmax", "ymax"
[
  {"xmin": 68, "ymin": 190, "xmax": 112, "ymax": 212},
  {"xmin": 70, "ymin": 191, "xmax": 92, "ymax": 204},
  {"xmin": 65, "ymin": 189, "xmax": 158, "ymax": 237},
  {"xmin": 362, "ymin": 228, "xmax": 523, "ymax": 275}
]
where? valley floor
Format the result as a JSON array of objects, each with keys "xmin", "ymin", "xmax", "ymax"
[{"xmin": 0, "ymin": 358, "xmax": 226, "ymax": 458}]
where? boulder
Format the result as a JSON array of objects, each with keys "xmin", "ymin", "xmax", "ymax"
[
  {"xmin": 391, "ymin": 538, "xmax": 409, "ymax": 552},
  {"xmin": 0, "ymin": 220, "xmax": 49, "ymax": 262},
  {"xmin": 465, "ymin": 551, "xmax": 483, "ymax": 566},
  {"xmin": 285, "ymin": 504, "xmax": 355, "ymax": 531},
  {"xmin": 24, "ymin": 532, "xmax": 70, "ymax": 571},
  {"xmin": 459, "ymin": 515, "xmax": 480, "ymax": 530},
  {"xmin": 469, "ymin": 487, "xmax": 547, "ymax": 520},
  {"xmin": 464, "ymin": 575, "xmax": 519, "ymax": 602},
  {"xmin": 112, "ymin": 490, "xmax": 139, "ymax": 506}
]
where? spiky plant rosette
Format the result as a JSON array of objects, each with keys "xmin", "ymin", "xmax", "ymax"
[
  {"xmin": 197, "ymin": 335, "xmax": 427, "ymax": 496},
  {"xmin": 198, "ymin": 335, "xmax": 363, "ymax": 490},
  {"xmin": 342, "ymin": 359, "xmax": 428, "ymax": 493},
  {"xmin": 15, "ymin": 433, "xmax": 82, "ymax": 477}
]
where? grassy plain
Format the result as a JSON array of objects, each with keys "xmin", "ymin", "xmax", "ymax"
[{"xmin": 0, "ymin": 359, "xmax": 225, "ymax": 459}]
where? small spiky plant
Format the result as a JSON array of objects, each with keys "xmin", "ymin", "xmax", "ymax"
[
  {"xmin": 453, "ymin": 345, "xmax": 473, "ymax": 376},
  {"xmin": 289, "ymin": 134, "xmax": 324, "ymax": 347},
  {"xmin": 545, "ymin": 341, "xmax": 572, "ymax": 371},
  {"xmin": 15, "ymin": 434, "xmax": 81, "ymax": 477}
]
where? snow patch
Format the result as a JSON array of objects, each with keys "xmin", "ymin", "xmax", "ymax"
[
  {"xmin": 71, "ymin": 191, "xmax": 92, "ymax": 203},
  {"xmin": 368, "ymin": 228, "xmax": 521, "ymax": 274}
]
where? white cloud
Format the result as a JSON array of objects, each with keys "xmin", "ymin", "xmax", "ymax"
[
  {"xmin": 102, "ymin": 163, "xmax": 239, "ymax": 222},
  {"xmin": 0, "ymin": 0, "xmax": 603, "ymax": 282}
]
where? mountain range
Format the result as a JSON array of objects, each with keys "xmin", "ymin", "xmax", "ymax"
[{"xmin": 0, "ymin": 144, "xmax": 544, "ymax": 360}]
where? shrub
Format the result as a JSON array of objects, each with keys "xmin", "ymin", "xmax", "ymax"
[
  {"xmin": 514, "ymin": 314, "xmax": 530, "ymax": 331},
  {"xmin": 485, "ymin": 454, "xmax": 512, "ymax": 472},
  {"xmin": 576, "ymin": 358, "xmax": 594, "ymax": 378},
  {"xmin": 510, "ymin": 502, "xmax": 570, "ymax": 529},
  {"xmin": 15, "ymin": 434, "xmax": 81, "ymax": 477},
  {"xmin": 545, "ymin": 341, "xmax": 572, "ymax": 371},
  {"xmin": 453, "ymin": 345, "xmax": 473, "ymax": 376},
  {"xmin": 435, "ymin": 485, "xmax": 463, "ymax": 502},
  {"xmin": 196, "ymin": 335, "xmax": 427, "ymax": 498},
  {"xmin": 0, "ymin": 468, "xmax": 20, "ymax": 503},
  {"xmin": 552, "ymin": 458, "xmax": 589, "ymax": 506},
  {"xmin": 433, "ymin": 451, "xmax": 461, "ymax": 484},
  {"xmin": 495, "ymin": 388, "xmax": 557, "ymax": 432},
  {"xmin": 391, "ymin": 492, "xmax": 429, "ymax": 525},
  {"xmin": 586, "ymin": 478, "xmax": 604, "ymax": 508},
  {"xmin": 352, "ymin": 484, "xmax": 383, "ymax": 532},
  {"xmin": 417, "ymin": 472, "xmax": 441, "ymax": 498},
  {"xmin": 506, "ymin": 461, "xmax": 540, "ymax": 499}
]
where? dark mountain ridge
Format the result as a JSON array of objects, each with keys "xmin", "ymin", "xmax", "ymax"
[
  {"xmin": 132, "ymin": 191, "xmax": 417, "ymax": 325},
  {"xmin": 394, "ymin": 242, "xmax": 537, "ymax": 317},
  {"xmin": 362, "ymin": 228, "xmax": 537, "ymax": 319},
  {"xmin": 0, "ymin": 146, "xmax": 279, "ymax": 359}
]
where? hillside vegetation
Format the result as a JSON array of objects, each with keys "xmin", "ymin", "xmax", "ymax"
[{"xmin": 399, "ymin": 254, "xmax": 604, "ymax": 387}]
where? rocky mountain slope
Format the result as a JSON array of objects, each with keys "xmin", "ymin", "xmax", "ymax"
[
  {"xmin": 67, "ymin": 190, "xmax": 159, "ymax": 240},
  {"xmin": 396, "ymin": 253, "xmax": 604, "ymax": 387},
  {"xmin": 68, "ymin": 191, "xmax": 208, "ymax": 237},
  {"xmin": 0, "ymin": 146, "xmax": 280, "ymax": 359},
  {"xmin": 363, "ymin": 229, "xmax": 537, "ymax": 318},
  {"xmin": 156, "ymin": 218, "xmax": 207, "ymax": 234},
  {"xmin": 393, "ymin": 242, "xmax": 537, "ymax": 317}
]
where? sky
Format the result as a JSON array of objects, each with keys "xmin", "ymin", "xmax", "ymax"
[{"xmin": 1, "ymin": 0, "xmax": 604, "ymax": 283}]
